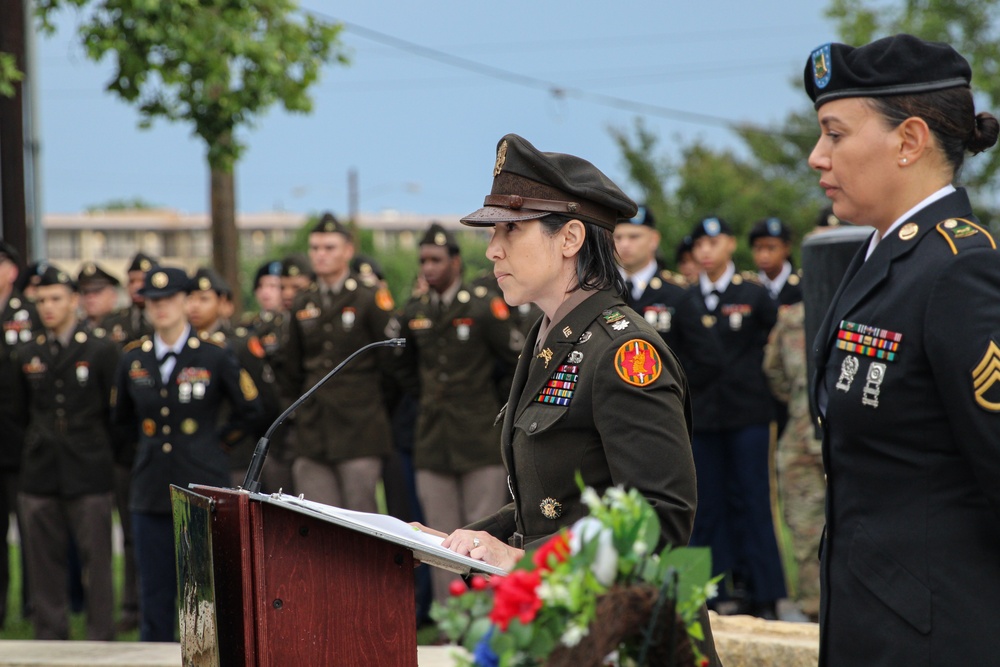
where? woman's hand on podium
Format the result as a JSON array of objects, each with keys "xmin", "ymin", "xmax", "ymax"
[{"xmin": 442, "ymin": 529, "xmax": 523, "ymax": 572}]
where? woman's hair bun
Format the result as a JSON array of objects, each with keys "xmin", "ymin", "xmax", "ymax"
[{"xmin": 968, "ymin": 112, "xmax": 1000, "ymax": 154}]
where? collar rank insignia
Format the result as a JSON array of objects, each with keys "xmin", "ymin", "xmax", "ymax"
[
  {"xmin": 973, "ymin": 340, "xmax": 1000, "ymax": 411},
  {"xmin": 614, "ymin": 338, "xmax": 662, "ymax": 387},
  {"xmin": 536, "ymin": 362, "xmax": 579, "ymax": 407},
  {"xmin": 836, "ymin": 320, "xmax": 902, "ymax": 362}
]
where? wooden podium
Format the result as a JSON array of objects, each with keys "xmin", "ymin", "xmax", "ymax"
[{"xmin": 172, "ymin": 485, "xmax": 429, "ymax": 667}]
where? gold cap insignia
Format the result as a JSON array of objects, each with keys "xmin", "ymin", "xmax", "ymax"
[
  {"xmin": 434, "ymin": 232, "xmax": 447, "ymax": 246},
  {"xmin": 151, "ymin": 272, "xmax": 168, "ymax": 289},
  {"xmin": 84, "ymin": 263, "xmax": 96, "ymax": 275},
  {"xmin": 539, "ymin": 497, "xmax": 563, "ymax": 520},
  {"xmin": 899, "ymin": 222, "xmax": 919, "ymax": 241},
  {"xmin": 140, "ymin": 259, "xmax": 152, "ymax": 271},
  {"xmin": 494, "ymin": 139, "xmax": 508, "ymax": 177},
  {"xmin": 198, "ymin": 277, "xmax": 211, "ymax": 291}
]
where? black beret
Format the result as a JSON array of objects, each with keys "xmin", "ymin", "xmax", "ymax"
[
  {"xmin": 310, "ymin": 212, "xmax": 352, "ymax": 240},
  {"xmin": 139, "ymin": 267, "xmax": 189, "ymax": 299},
  {"xmin": 418, "ymin": 223, "xmax": 460, "ymax": 253},
  {"xmin": 461, "ymin": 134, "xmax": 637, "ymax": 231},
  {"xmin": 15, "ymin": 260, "xmax": 46, "ymax": 293},
  {"xmin": 617, "ymin": 204, "xmax": 656, "ymax": 229},
  {"xmin": 254, "ymin": 260, "xmax": 283, "ymax": 289},
  {"xmin": 749, "ymin": 217, "xmax": 791, "ymax": 244},
  {"xmin": 37, "ymin": 264, "xmax": 77, "ymax": 291},
  {"xmin": 127, "ymin": 252, "xmax": 158, "ymax": 274},
  {"xmin": 77, "ymin": 261, "xmax": 121, "ymax": 288},
  {"xmin": 189, "ymin": 267, "xmax": 230, "ymax": 296},
  {"xmin": 689, "ymin": 216, "xmax": 734, "ymax": 241},
  {"xmin": 281, "ymin": 253, "xmax": 313, "ymax": 279},
  {"xmin": 351, "ymin": 254, "xmax": 385, "ymax": 280},
  {"xmin": 805, "ymin": 34, "xmax": 971, "ymax": 109},
  {"xmin": 674, "ymin": 236, "xmax": 694, "ymax": 263},
  {"xmin": 0, "ymin": 240, "xmax": 20, "ymax": 265}
]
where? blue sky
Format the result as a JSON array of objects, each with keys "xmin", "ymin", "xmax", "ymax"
[{"xmin": 34, "ymin": 3, "xmax": 837, "ymax": 217}]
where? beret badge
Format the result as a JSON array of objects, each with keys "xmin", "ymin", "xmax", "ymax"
[{"xmin": 813, "ymin": 44, "xmax": 832, "ymax": 89}]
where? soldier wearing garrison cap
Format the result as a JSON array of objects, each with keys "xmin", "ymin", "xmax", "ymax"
[
  {"xmin": 283, "ymin": 211, "xmax": 397, "ymax": 513},
  {"xmin": 749, "ymin": 218, "xmax": 802, "ymax": 306},
  {"xmin": 77, "ymin": 262, "xmax": 127, "ymax": 337},
  {"xmin": 114, "ymin": 265, "xmax": 264, "ymax": 641},
  {"xmin": 671, "ymin": 214, "xmax": 785, "ymax": 619},
  {"xmin": 420, "ymin": 134, "xmax": 718, "ymax": 664},
  {"xmin": 0, "ymin": 242, "xmax": 38, "ymax": 628},
  {"xmin": 804, "ymin": 34, "xmax": 1000, "ymax": 665},
  {"xmin": 14, "ymin": 262, "xmax": 120, "ymax": 640},
  {"xmin": 613, "ymin": 204, "xmax": 686, "ymax": 345},
  {"xmin": 395, "ymin": 221, "xmax": 520, "ymax": 604}
]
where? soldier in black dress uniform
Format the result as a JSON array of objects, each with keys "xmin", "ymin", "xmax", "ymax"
[
  {"xmin": 805, "ymin": 35, "xmax": 1000, "ymax": 665},
  {"xmin": 671, "ymin": 215, "xmax": 786, "ymax": 618},
  {"xmin": 0, "ymin": 242, "xmax": 38, "ymax": 628},
  {"xmin": 15, "ymin": 265, "xmax": 120, "ymax": 640},
  {"xmin": 77, "ymin": 262, "xmax": 124, "ymax": 335},
  {"xmin": 613, "ymin": 204, "xmax": 687, "ymax": 346},
  {"xmin": 114, "ymin": 267, "xmax": 264, "ymax": 641},
  {"xmin": 749, "ymin": 217, "xmax": 802, "ymax": 306}
]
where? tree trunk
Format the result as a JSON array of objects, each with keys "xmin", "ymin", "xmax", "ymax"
[
  {"xmin": 209, "ymin": 163, "xmax": 241, "ymax": 315},
  {"xmin": 0, "ymin": 0, "xmax": 28, "ymax": 262}
]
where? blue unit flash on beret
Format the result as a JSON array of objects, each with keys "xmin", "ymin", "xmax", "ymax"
[
  {"xmin": 813, "ymin": 44, "xmax": 832, "ymax": 89},
  {"xmin": 629, "ymin": 206, "xmax": 647, "ymax": 225},
  {"xmin": 767, "ymin": 218, "xmax": 783, "ymax": 236}
]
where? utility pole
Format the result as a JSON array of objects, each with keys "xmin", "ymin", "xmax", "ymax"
[{"xmin": 0, "ymin": 0, "xmax": 28, "ymax": 263}]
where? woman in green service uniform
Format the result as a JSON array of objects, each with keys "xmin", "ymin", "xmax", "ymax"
[{"xmin": 805, "ymin": 35, "xmax": 1000, "ymax": 665}]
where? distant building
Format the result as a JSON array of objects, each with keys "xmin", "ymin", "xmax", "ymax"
[{"xmin": 41, "ymin": 209, "xmax": 478, "ymax": 277}]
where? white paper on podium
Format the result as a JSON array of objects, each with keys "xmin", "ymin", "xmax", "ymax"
[{"xmin": 256, "ymin": 492, "xmax": 507, "ymax": 577}]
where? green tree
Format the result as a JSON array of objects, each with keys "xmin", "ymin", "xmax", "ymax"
[
  {"xmin": 36, "ymin": 0, "xmax": 347, "ymax": 309},
  {"xmin": 0, "ymin": 52, "xmax": 21, "ymax": 98},
  {"xmin": 826, "ymin": 0, "xmax": 1000, "ymax": 188}
]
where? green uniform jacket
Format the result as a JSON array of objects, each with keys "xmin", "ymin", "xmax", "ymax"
[
  {"xmin": 467, "ymin": 288, "xmax": 697, "ymax": 550},
  {"xmin": 396, "ymin": 283, "xmax": 520, "ymax": 474},
  {"xmin": 283, "ymin": 275, "xmax": 395, "ymax": 464}
]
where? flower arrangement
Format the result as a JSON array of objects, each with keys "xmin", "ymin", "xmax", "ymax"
[{"xmin": 432, "ymin": 483, "xmax": 719, "ymax": 667}]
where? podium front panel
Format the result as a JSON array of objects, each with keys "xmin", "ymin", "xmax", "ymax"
[{"xmin": 249, "ymin": 500, "xmax": 418, "ymax": 666}]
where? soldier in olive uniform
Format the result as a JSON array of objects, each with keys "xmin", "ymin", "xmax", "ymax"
[
  {"xmin": 396, "ymin": 223, "xmax": 520, "ymax": 603},
  {"xmin": 279, "ymin": 253, "xmax": 313, "ymax": 313},
  {"xmin": 283, "ymin": 213, "xmax": 396, "ymax": 512},
  {"xmin": 117, "ymin": 252, "xmax": 158, "ymax": 345},
  {"xmin": 613, "ymin": 205, "xmax": 687, "ymax": 346},
  {"xmin": 671, "ymin": 216, "xmax": 786, "ymax": 618},
  {"xmin": 750, "ymin": 218, "xmax": 803, "ymax": 306},
  {"xmin": 0, "ymin": 242, "xmax": 38, "ymax": 628},
  {"xmin": 15, "ymin": 265, "xmax": 120, "ymax": 640},
  {"xmin": 114, "ymin": 267, "xmax": 264, "ymax": 641},
  {"xmin": 77, "ymin": 262, "xmax": 125, "ymax": 334}
]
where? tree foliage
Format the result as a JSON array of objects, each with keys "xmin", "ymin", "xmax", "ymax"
[
  {"xmin": 0, "ymin": 52, "xmax": 22, "ymax": 98},
  {"xmin": 36, "ymin": 0, "xmax": 346, "ymax": 171}
]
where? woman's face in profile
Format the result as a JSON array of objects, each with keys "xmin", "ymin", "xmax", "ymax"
[
  {"xmin": 808, "ymin": 97, "xmax": 900, "ymax": 228},
  {"xmin": 486, "ymin": 219, "xmax": 563, "ymax": 308}
]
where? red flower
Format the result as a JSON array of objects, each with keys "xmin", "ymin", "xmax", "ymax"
[
  {"xmin": 532, "ymin": 531, "xmax": 572, "ymax": 573},
  {"xmin": 470, "ymin": 575, "xmax": 489, "ymax": 591},
  {"xmin": 489, "ymin": 570, "xmax": 542, "ymax": 631},
  {"xmin": 449, "ymin": 580, "xmax": 467, "ymax": 597}
]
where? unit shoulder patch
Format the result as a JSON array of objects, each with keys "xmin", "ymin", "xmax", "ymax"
[
  {"xmin": 935, "ymin": 218, "xmax": 996, "ymax": 255},
  {"xmin": 240, "ymin": 369, "xmax": 259, "ymax": 401},
  {"xmin": 614, "ymin": 338, "xmax": 663, "ymax": 388}
]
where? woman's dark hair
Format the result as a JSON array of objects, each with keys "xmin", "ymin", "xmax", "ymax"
[
  {"xmin": 868, "ymin": 87, "xmax": 999, "ymax": 177},
  {"xmin": 540, "ymin": 214, "xmax": 627, "ymax": 298}
]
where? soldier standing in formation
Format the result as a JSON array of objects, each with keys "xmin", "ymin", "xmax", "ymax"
[
  {"xmin": 121, "ymin": 253, "xmax": 158, "ymax": 344},
  {"xmin": 15, "ymin": 266, "xmax": 120, "ymax": 640},
  {"xmin": 0, "ymin": 242, "xmax": 38, "ymax": 629},
  {"xmin": 114, "ymin": 267, "xmax": 264, "ymax": 641},
  {"xmin": 672, "ymin": 215, "xmax": 786, "ymax": 619},
  {"xmin": 749, "ymin": 218, "xmax": 802, "ymax": 306},
  {"xmin": 283, "ymin": 213, "xmax": 396, "ymax": 512},
  {"xmin": 77, "ymin": 262, "xmax": 124, "ymax": 335},
  {"xmin": 396, "ymin": 223, "xmax": 520, "ymax": 603},
  {"xmin": 613, "ymin": 204, "xmax": 687, "ymax": 345}
]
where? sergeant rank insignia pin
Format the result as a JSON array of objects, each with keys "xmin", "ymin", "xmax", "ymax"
[{"xmin": 539, "ymin": 497, "xmax": 563, "ymax": 520}]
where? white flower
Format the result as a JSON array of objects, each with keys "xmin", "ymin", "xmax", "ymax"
[
  {"xmin": 632, "ymin": 540, "xmax": 648, "ymax": 557},
  {"xmin": 570, "ymin": 517, "xmax": 618, "ymax": 586},
  {"xmin": 560, "ymin": 621, "xmax": 589, "ymax": 647},
  {"xmin": 537, "ymin": 580, "xmax": 571, "ymax": 606},
  {"xmin": 606, "ymin": 485, "xmax": 628, "ymax": 509},
  {"xmin": 705, "ymin": 580, "xmax": 719, "ymax": 600},
  {"xmin": 581, "ymin": 486, "xmax": 602, "ymax": 511}
]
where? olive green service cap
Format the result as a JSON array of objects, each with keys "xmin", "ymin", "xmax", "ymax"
[{"xmin": 461, "ymin": 134, "xmax": 637, "ymax": 231}]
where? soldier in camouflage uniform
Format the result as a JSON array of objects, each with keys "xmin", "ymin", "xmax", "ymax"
[{"xmin": 763, "ymin": 300, "xmax": 823, "ymax": 620}]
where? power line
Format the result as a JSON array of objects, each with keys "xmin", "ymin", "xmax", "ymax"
[{"xmin": 301, "ymin": 8, "xmax": 803, "ymax": 136}]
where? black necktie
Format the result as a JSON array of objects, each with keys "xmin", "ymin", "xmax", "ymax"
[
  {"xmin": 157, "ymin": 351, "xmax": 177, "ymax": 365},
  {"xmin": 625, "ymin": 279, "xmax": 635, "ymax": 300}
]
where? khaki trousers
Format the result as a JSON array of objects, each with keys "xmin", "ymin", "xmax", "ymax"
[{"xmin": 292, "ymin": 456, "xmax": 381, "ymax": 513}]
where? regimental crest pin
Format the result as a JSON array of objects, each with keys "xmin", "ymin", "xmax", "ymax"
[
  {"xmin": 539, "ymin": 497, "xmax": 562, "ymax": 520},
  {"xmin": 812, "ymin": 44, "xmax": 832, "ymax": 89},
  {"xmin": 973, "ymin": 340, "xmax": 1000, "ymax": 411}
]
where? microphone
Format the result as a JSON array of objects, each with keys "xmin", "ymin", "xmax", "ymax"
[{"xmin": 241, "ymin": 337, "xmax": 406, "ymax": 493}]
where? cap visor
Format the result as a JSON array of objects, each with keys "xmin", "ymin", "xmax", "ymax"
[{"xmin": 460, "ymin": 206, "xmax": 553, "ymax": 226}]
